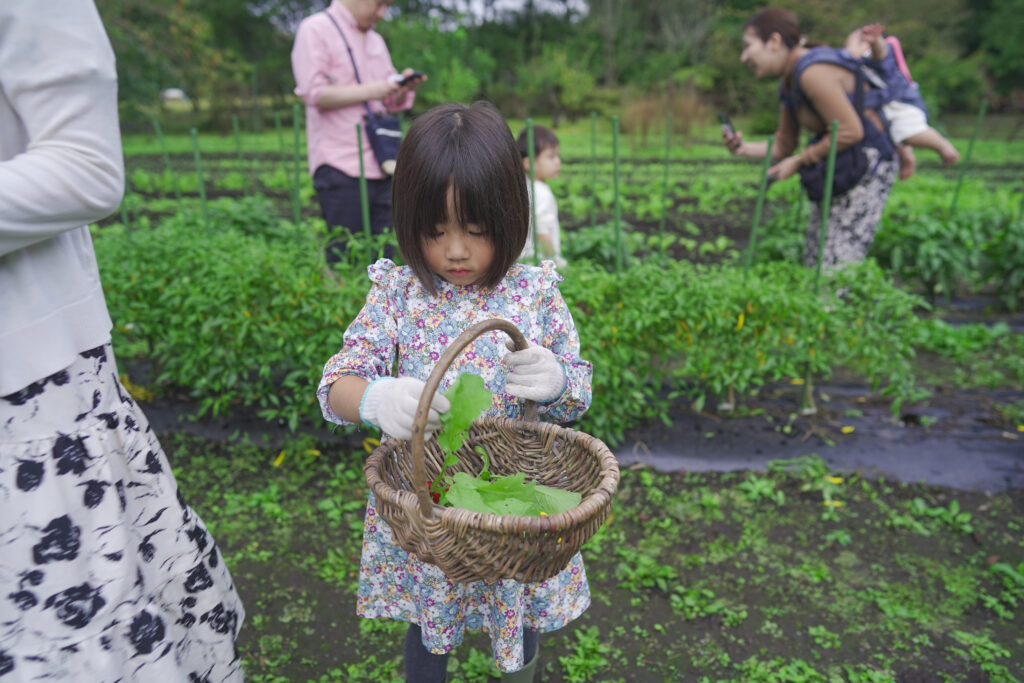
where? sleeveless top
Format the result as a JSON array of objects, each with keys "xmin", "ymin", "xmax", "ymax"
[{"xmin": 779, "ymin": 46, "xmax": 894, "ymax": 160}]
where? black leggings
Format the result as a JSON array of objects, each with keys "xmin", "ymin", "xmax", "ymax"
[{"xmin": 403, "ymin": 623, "xmax": 539, "ymax": 683}]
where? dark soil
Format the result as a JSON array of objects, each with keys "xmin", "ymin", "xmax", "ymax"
[
  {"xmin": 125, "ymin": 152, "xmax": 1024, "ymax": 680},
  {"xmin": 160, "ymin": 393, "xmax": 1024, "ymax": 681}
]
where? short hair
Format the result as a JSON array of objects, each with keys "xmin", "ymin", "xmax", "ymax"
[
  {"xmin": 744, "ymin": 7, "xmax": 802, "ymax": 49},
  {"xmin": 392, "ymin": 102, "xmax": 529, "ymax": 295},
  {"xmin": 516, "ymin": 124, "xmax": 559, "ymax": 159}
]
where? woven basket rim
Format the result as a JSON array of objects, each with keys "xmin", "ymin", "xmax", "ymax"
[{"xmin": 365, "ymin": 416, "xmax": 619, "ymax": 534}]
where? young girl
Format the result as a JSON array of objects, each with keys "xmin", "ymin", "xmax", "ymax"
[{"xmin": 316, "ymin": 102, "xmax": 593, "ymax": 682}]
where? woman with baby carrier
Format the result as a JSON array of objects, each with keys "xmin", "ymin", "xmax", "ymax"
[{"xmin": 723, "ymin": 7, "xmax": 897, "ymax": 269}]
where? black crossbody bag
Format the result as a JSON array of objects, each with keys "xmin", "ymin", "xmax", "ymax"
[
  {"xmin": 323, "ymin": 11, "xmax": 402, "ymax": 173},
  {"xmin": 791, "ymin": 69, "xmax": 876, "ymax": 202}
]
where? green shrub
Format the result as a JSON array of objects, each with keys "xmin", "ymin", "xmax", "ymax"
[
  {"xmin": 95, "ymin": 199, "xmax": 927, "ymax": 446},
  {"xmin": 95, "ymin": 201, "xmax": 362, "ymax": 430}
]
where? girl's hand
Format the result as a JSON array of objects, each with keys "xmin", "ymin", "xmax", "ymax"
[
  {"xmin": 360, "ymin": 377, "xmax": 451, "ymax": 440},
  {"xmin": 767, "ymin": 155, "xmax": 803, "ymax": 182},
  {"xmin": 504, "ymin": 341, "xmax": 566, "ymax": 403}
]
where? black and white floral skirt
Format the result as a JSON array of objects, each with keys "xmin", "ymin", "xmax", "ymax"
[
  {"xmin": 804, "ymin": 147, "xmax": 898, "ymax": 269},
  {"xmin": 0, "ymin": 344, "xmax": 244, "ymax": 681}
]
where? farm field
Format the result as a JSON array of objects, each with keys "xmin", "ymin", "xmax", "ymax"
[{"xmin": 96, "ymin": 116, "xmax": 1024, "ymax": 681}]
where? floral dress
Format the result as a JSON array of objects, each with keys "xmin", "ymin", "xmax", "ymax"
[{"xmin": 317, "ymin": 259, "xmax": 593, "ymax": 673}]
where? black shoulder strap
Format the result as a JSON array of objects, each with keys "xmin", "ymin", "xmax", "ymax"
[
  {"xmin": 323, "ymin": 11, "xmax": 362, "ymax": 83},
  {"xmin": 786, "ymin": 52, "xmax": 866, "ymax": 131},
  {"xmin": 322, "ymin": 11, "xmax": 374, "ymax": 117}
]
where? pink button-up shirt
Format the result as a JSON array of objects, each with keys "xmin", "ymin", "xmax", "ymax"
[{"xmin": 291, "ymin": 1, "xmax": 414, "ymax": 179}]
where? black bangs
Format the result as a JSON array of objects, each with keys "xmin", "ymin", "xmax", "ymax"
[{"xmin": 393, "ymin": 102, "xmax": 529, "ymax": 294}]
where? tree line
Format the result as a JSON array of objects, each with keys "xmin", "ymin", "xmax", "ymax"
[{"xmin": 100, "ymin": 0, "xmax": 1023, "ymax": 133}]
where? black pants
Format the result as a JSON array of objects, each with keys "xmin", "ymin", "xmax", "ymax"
[
  {"xmin": 403, "ymin": 623, "xmax": 539, "ymax": 683},
  {"xmin": 313, "ymin": 164, "xmax": 394, "ymax": 263}
]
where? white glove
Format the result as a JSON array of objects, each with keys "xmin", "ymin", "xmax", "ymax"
[
  {"xmin": 504, "ymin": 340, "xmax": 566, "ymax": 403},
  {"xmin": 359, "ymin": 377, "xmax": 451, "ymax": 441}
]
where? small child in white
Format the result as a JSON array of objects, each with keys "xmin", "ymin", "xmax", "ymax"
[
  {"xmin": 516, "ymin": 125, "xmax": 567, "ymax": 267},
  {"xmin": 845, "ymin": 23, "xmax": 960, "ymax": 180}
]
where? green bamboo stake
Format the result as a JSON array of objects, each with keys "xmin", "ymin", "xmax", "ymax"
[
  {"xmin": 189, "ymin": 127, "xmax": 209, "ymax": 232},
  {"xmin": 291, "ymin": 103, "xmax": 302, "ymax": 225},
  {"xmin": 149, "ymin": 114, "xmax": 181, "ymax": 207},
  {"xmin": 251, "ymin": 66, "xmax": 261, "ymax": 176},
  {"xmin": 658, "ymin": 112, "xmax": 673, "ymax": 244},
  {"xmin": 125, "ymin": 173, "xmax": 139, "ymax": 229},
  {"xmin": 949, "ymin": 98, "xmax": 987, "ymax": 216},
  {"xmin": 813, "ymin": 120, "xmax": 841, "ymax": 290},
  {"xmin": 356, "ymin": 122, "xmax": 371, "ymax": 259},
  {"xmin": 526, "ymin": 119, "xmax": 539, "ymax": 265},
  {"xmin": 274, "ymin": 111, "xmax": 285, "ymax": 160},
  {"xmin": 119, "ymin": 195, "xmax": 130, "ymax": 229},
  {"xmin": 742, "ymin": 135, "xmax": 775, "ymax": 282},
  {"xmin": 589, "ymin": 111, "xmax": 598, "ymax": 228},
  {"xmin": 802, "ymin": 120, "xmax": 840, "ymax": 415},
  {"xmin": 231, "ymin": 114, "xmax": 249, "ymax": 197},
  {"xmin": 612, "ymin": 115, "xmax": 622, "ymax": 273}
]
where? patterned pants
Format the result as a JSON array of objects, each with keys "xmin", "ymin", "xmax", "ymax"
[
  {"xmin": 0, "ymin": 345, "xmax": 244, "ymax": 682},
  {"xmin": 803, "ymin": 147, "xmax": 898, "ymax": 269}
]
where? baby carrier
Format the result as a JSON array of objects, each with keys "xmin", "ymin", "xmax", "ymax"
[
  {"xmin": 779, "ymin": 46, "xmax": 895, "ymax": 200},
  {"xmin": 857, "ymin": 39, "xmax": 930, "ymax": 120}
]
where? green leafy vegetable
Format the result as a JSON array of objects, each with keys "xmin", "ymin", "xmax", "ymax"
[
  {"xmin": 430, "ymin": 372, "xmax": 581, "ymax": 516},
  {"xmin": 431, "ymin": 374, "xmax": 492, "ymax": 501},
  {"xmin": 437, "ymin": 374, "xmax": 492, "ymax": 456},
  {"xmin": 444, "ymin": 472, "xmax": 582, "ymax": 517}
]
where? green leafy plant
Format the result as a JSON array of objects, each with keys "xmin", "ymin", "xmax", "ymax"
[{"xmin": 430, "ymin": 374, "xmax": 582, "ymax": 516}]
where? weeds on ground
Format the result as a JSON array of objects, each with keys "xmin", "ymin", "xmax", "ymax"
[{"xmin": 167, "ymin": 435, "xmax": 1024, "ymax": 682}]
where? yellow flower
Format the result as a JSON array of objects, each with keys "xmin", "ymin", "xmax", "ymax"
[
  {"xmin": 840, "ymin": 426, "xmax": 855, "ymax": 435},
  {"xmin": 119, "ymin": 375, "xmax": 154, "ymax": 402},
  {"xmin": 362, "ymin": 437, "xmax": 380, "ymax": 453},
  {"xmin": 273, "ymin": 451, "xmax": 286, "ymax": 467},
  {"xmin": 826, "ymin": 476, "xmax": 844, "ymax": 484},
  {"xmin": 736, "ymin": 312, "xmax": 745, "ymax": 331},
  {"xmin": 823, "ymin": 500, "xmax": 844, "ymax": 508},
  {"xmin": 1018, "ymin": 425, "xmax": 1024, "ymax": 433},
  {"xmin": 790, "ymin": 377, "xmax": 805, "ymax": 385},
  {"xmin": 305, "ymin": 449, "xmax": 321, "ymax": 457},
  {"xmin": 243, "ymin": 310, "xmax": 251, "ymax": 318}
]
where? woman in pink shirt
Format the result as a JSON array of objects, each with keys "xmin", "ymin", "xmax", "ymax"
[{"xmin": 291, "ymin": 0, "xmax": 425, "ymax": 263}]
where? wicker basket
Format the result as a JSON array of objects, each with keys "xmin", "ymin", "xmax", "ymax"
[{"xmin": 364, "ymin": 318, "xmax": 619, "ymax": 584}]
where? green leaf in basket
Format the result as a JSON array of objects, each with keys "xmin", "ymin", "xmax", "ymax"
[
  {"xmin": 533, "ymin": 483, "xmax": 583, "ymax": 515},
  {"xmin": 444, "ymin": 471, "xmax": 582, "ymax": 517},
  {"xmin": 475, "ymin": 446, "xmax": 492, "ymax": 481},
  {"xmin": 437, "ymin": 374, "xmax": 492, "ymax": 457}
]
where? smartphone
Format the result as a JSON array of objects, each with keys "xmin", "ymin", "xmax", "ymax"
[
  {"xmin": 397, "ymin": 70, "xmax": 425, "ymax": 87},
  {"xmin": 717, "ymin": 112, "xmax": 735, "ymax": 136}
]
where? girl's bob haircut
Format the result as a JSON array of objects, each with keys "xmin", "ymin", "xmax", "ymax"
[{"xmin": 392, "ymin": 101, "xmax": 529, "ymax": 295}]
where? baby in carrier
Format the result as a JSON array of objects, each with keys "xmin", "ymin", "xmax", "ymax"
[{"xmin": 845, "ymin": 23, "xmax": 960, "ymax": 179}]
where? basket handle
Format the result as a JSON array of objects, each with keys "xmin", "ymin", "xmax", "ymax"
[{"xmin": 410, "ymin": 318, "xmax": 538, "ymax": 519}]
